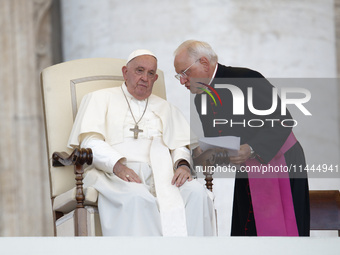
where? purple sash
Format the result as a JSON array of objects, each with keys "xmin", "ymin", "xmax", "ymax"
[{"xmin": 246, "ymin": 132, "xmax": 299, "ymax": 236}]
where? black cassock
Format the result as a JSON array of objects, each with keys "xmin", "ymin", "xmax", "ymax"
[{"xmin": 194, "ymin": 64, "xmax": 310, "ymax": 236}]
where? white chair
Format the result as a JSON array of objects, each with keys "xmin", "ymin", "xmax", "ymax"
[{"xmin": 41, "ymin": 58, "xmax": 166, "ymax": 236}]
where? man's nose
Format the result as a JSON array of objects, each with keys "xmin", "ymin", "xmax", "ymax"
[
  {"xmin": 141, "ymin": 72, "xmax": 148, "ymax": 81},
  {"xmin": 180, "ymin": 76, "xmax": 187, "ymax": 85}
]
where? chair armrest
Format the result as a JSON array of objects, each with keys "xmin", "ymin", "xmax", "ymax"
[
  {"xmin": 193, "ymin": 148, "xmax": 230, "ymax": 167},
  {"xmin": 52, "ymin": 148, "xmax": 93, "ymax": 167},
  {"xmin": 52, "ymin": 148, "xmax": 93, "ymax": 209}
]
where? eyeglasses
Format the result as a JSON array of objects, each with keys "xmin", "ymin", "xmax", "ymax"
[{"xmin": 175, "ymin": 58, "xmax": 201, "ymax": 80}]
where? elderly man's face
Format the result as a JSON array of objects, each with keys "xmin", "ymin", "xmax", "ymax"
[
  {"xmin": 174, "ymin": 50, "xmax": 208, "ymax": 94},
  {"xmin": 122, "ymin": 55, "xmax": 158, "ymax": 100}
]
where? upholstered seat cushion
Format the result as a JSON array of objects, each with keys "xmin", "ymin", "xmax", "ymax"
[{"xmin": 53, "ymin": 187, "xmax": 98, "ymax": 213}]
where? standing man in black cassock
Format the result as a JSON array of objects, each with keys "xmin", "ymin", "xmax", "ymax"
[{"xmin": 173, "ymin": 40, "xmax": 310, "ymax": 236}]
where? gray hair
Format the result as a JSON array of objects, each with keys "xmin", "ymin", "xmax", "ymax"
[{"xmin": 174, "ymin": 40, "xmax": 218, "ymax": 64}]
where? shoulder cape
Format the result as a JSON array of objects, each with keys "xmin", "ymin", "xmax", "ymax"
[{"xmin": 68, "ymin": 86, "xmax": 198, "ymax": 150}]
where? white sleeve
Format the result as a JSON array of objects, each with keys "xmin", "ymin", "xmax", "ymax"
[
  {"xmin": 171, "ymin": 146, "xmax": 196, "ymax": 177},
  {"xmin": 81, "ymin": 133, "xmax": 126, "ymax": 174},
  {"xmin": 171, "ymin": 146, "xmax": 192, "ymax": 168}
]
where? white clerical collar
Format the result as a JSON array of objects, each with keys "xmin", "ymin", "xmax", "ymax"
[
  {"xmin": 208, "ymin": 63, "xmax": 218, "ymax": 85},
  {"xmin": 121, "ymin": 83, "xmax": 147, "ymax": 102}
]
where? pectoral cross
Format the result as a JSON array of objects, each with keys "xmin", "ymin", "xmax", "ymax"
[{"xmin": 130, "ymin": 124, "xmax": 143, "ymax": 139}]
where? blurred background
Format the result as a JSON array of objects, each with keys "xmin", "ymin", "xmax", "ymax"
[{"xmin": 0, "ymin": 0, "xmax": 339, "ymax": 236}]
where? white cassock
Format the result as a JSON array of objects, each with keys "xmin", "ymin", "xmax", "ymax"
[{"xmin": 68, "ymin": 84, "xmax": 216, "ymax": 236}]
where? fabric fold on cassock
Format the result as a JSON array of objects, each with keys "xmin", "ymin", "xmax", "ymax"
[{"xmin": 68, "ymin": 84, "xmax": 198, "ymax": 150}]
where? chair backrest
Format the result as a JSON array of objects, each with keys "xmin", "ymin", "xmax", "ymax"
[{"xmin": 41, "ymin": 58, "xmax": 166, "ymax": 198}]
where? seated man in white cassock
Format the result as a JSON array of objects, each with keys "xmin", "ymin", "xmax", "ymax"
[{"xmin": 67, "ymin": 49, "xmax": 216, "ymax": 236}]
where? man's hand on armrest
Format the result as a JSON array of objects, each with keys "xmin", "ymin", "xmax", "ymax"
[
  {"xmin": 172, "ymin": 160, "xmax": 192, "ymax": 187},
  {"xmin": 113, "ymin": 160, "xmax": 142, "ymax": 183}
]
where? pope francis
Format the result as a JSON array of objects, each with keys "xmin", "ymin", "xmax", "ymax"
[{"xmin": 67, "ymin": 49, "xmax": 216, "ymax": 236}]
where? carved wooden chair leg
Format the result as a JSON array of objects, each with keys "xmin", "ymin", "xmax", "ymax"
[
  {"xmin": 193, "ymin": 148, "xmax": 230, "ymax": 192},
  {"xmin": 203, "ymin": 171, "xmax": 214, "ymax": 192}
]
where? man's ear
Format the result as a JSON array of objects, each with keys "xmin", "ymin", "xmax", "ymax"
[
  {"xmin": 154, "ymin": 73, "xmax": 159, "ymax": 82},
  {"xmin": 122, "ymin": 66, "xmax": 128, "ymax": 80},
  {"xmin": 200, "ymin": 57, "xmax": 210, "ymax": 72}
]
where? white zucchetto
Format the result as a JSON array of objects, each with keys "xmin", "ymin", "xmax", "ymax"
[{"xmin": 127, "ymin": 49, "xmax": 157, "ymax": 64}]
